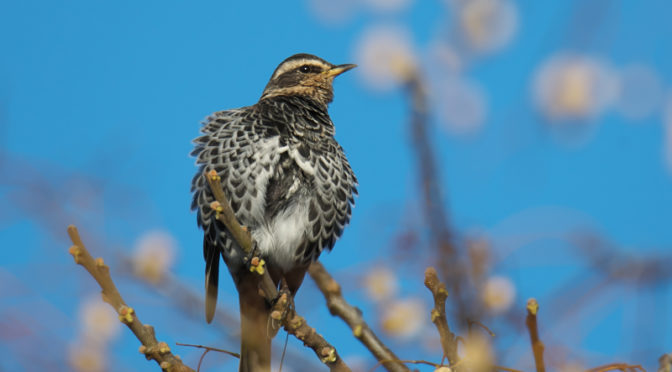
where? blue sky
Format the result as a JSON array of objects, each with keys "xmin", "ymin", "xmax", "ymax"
[{"xmin": 2, "ymin": 1, "xmax": 672, "ymax": 371}]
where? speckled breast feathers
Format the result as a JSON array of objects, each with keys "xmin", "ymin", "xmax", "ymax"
[{"xmin": 191, "ymin": 96, "xmax": 357, "ymax": 275}]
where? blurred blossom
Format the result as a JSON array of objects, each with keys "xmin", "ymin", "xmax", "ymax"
[
  {"xmin": 354, "ymin": 25, "xmax": 417, "ymax": 91},
  {"xmin": 481, "ymin": 275, "xmax": 515, "ymax": 313},
  {"xmin": 132, "ymin": 230, "xmax": 176, "ymax": 284},
  {"xmin": 364, "ymin": 266, "xmax": 399, "ymax": 302},
  {"xmin": 307, "ymin": 0, "xmax": 359, "ymax": 25},
  {"xmin": 429, "ymin": 42, "xmax": 463, "ymax": 74},
  {"xmin": 664, "ymin": 94, "xmax": 672, "ymax": 172},
  {"xmin": 533, "ymin": 54, "xmax": 617, "ymax": 121},
  {"xmin": 381, "ymin": 298, "xmax": 426, "ymax": 339},
  {"xmin": 463, "ymin": 332, "xmax": 494, "ymax": 370},
  {"xmin": 615, "ymin": 64, "xmax": 664, "ymax": 120},
  {"xmin": 433, "ymin": 75, "xmax": 488, "ymax": 135},
  {"xmin": 455, "ymin": 0, "xmax": 518, "ymax": 53},
  {"xmin": 365, "ymin": 0, "xmax": 413, "ymax": 14},
  {"xmin": 80, "ymin": 296, "xmax": 120, "ymax": 342},
  {"xmin": 68, "ymin": 342, "xmax": 105, "ymax": 372}
]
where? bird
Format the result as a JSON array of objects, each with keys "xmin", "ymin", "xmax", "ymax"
[{"xmin": 190, "ymin": 53, "xmax": 358, "ymax": 372}]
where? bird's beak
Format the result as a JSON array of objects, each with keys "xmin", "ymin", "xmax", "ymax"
[{"xmin": 325, "ymin": 64, "xmax": 357, "ymax": 77}]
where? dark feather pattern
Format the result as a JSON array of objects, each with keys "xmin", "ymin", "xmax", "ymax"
[{"xmin": 191, "ymin": 94, "xmax": 357, "ymax": 305}]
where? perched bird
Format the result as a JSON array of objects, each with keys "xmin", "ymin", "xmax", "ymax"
[{"xmin": 191, "ymin": 53, "xmax": 357, "ymax": 371}]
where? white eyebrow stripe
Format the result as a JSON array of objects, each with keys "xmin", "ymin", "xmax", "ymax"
[{"xmin": 272, "ymin": 59, "xmax": 331, "ymax": 80}]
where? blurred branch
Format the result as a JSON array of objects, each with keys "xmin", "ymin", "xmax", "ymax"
[
  {"xmin": 0, "ymin": 153, "xmax": 320, "ymax": 372},
  {"xmin": 205, "ymin": 170, "xmax": 351, "ymax": 372},
  {"xmin": 585, "ymin": 363, "xmax": 645, "ymax": 372},
  {"xmin": 405, "ymin": 71, "xmax": 470, "ymax": 320},
  {"xmin": 573, "ymin": 233, "xmax": 672, "ymax": 284},
  {"xmin": 67, "ymin": 225, "xmax": 194, "ymax": 372},
  {"xmin": 423, "ymin": 266, "xmax": 459, "ymax": 367},
  {"xmin": 525, "ymin": 299, "xmax": 545, "ymax": 372},
  {"xmin": 406, "ymin": 71, "xmax": 456, "ymax": 271},
  {"xmin": 308, "ymin": 262, "xmax": 410, "ymax": 372}
]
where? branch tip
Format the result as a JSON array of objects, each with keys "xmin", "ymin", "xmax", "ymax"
[
  {"xmin": 65, "ymin": 225, "xmax": 195, "ymax": 371},
  {"xmin": 525, "ymin": 299, "xmax": 545, "ymax": 372},
  {"xmin": 526, "ymin": 298, "xmax": 539, "ymax": 316},
  {"xmin": 423, "ymin": 266, "xmax": 459, "ymax": 367}
]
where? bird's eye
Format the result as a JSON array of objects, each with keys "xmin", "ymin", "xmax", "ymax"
[{"xmin": 299, "ymin": 65, "xmax": 311, "ymax": 73}]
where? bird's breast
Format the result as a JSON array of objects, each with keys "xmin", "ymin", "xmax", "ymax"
[{"xmin": 252, "ymin": 192, "xmax": 311, "ymax": 272}]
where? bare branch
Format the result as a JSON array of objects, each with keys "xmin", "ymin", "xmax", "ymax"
[
  {"xmin": 204, "ymin": 170, "xmax": 351, "ymax": 372},
  {"xmin": 406, "ymin": 73, "xmax": 459, "ymax": 286},
  {"xmin": 175, "ymin": 342, "xmax": 241, "ymax": 359},
  {"xmin": 423, "ymin": 266, "xmax": 459, "ymax": 367},
  {"xmin": 67, "ymin": 225, "xmax": 194, "ymax": 372},
  {"xmin": 525, "ymin": 299, "xmax": 545, "ymax": 372},
  {"xmin": 205, "ymin": 169, "xmax": 253, "ymax": 253},
  {"xmin": 308, "ymin": 262, "xmax": 410, "ymax": 372}
]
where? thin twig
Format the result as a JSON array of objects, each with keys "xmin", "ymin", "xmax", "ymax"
[
  {"xmin": 525, "ymin": 299, "xmax": 545, "ymax": 372},
  {"xmin": 204, "ymin": 170, "xmax": 351, "ymax": 372},
  {"xmin": 67, "ymin": 225, "xmax": 194, "ymax": 372},
  {"xmin": 424, "ymin": 266, "xmax": 459, "ymax": 367},
  {"xmin": 467, "ymin": 319, "xmax": 496, "ymax": 338},
  {"xmin": 175, "ymin": 342, "xmax": 240, "ymax": 358},
  {"xmin": 197, "ymin": 349, "xmax": 209, "ymax": 372},
  {"xmin": 278, "ymin": 332, "xmax": 290, "ymax": 372},
  {"xmin": 368, "ymin": 359, "xmax": 441, "ymax": 372},
  {"xmin": 308, "ymin": 262, "xmax": 410, "ymax": 372}
]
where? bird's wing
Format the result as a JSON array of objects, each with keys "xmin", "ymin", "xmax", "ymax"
[
  {"xmin": 190, "ymin": 108, "xmax": 282, "ymax": 321},
  {"xmin": 297, "ymin": 133, "xmax": 358, "ymax": 263}
]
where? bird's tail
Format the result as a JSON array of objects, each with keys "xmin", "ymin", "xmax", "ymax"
[{"xmin": 237, "ymin": 274, "xmax": 272, "ymax": 372}]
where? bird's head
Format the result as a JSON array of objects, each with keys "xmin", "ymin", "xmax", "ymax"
[{"xmin": 260, "ymin": 53, "xmax": 356, "ymax": 106}]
